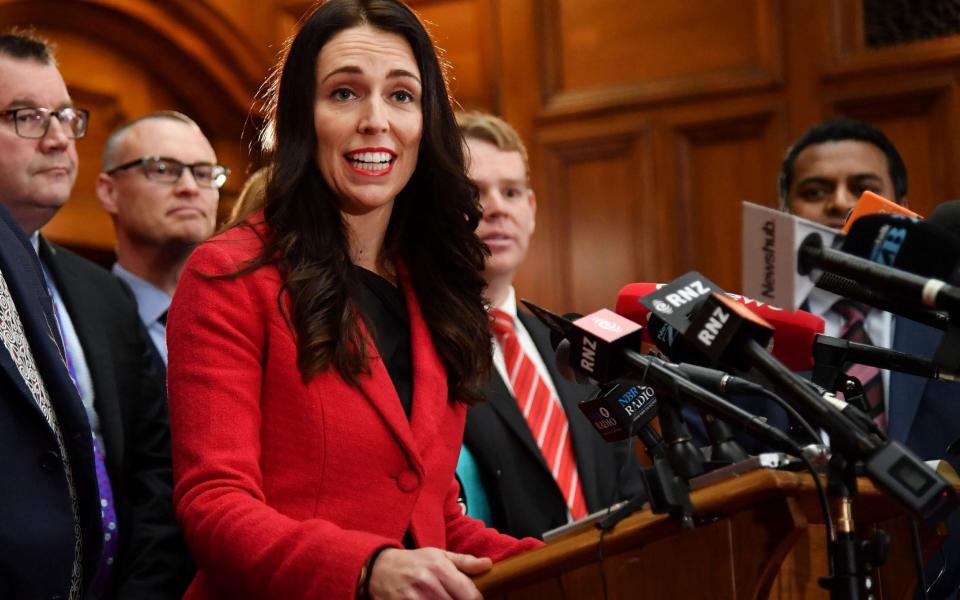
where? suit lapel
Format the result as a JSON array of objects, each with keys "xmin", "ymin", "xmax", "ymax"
[
  {"xmin": 354, "ymin": 266, "xmax": 443, "ymax": 476},
  {"xmin": 888, "ymin": 316, "xmax": 942, "ymax": 443},
  {"xmin": 402, "ymin": 272, "xmax": 449, "ymax": 458},
  {"xmin": 0, "ymin": 222, "xmax": 69, "ymax": 418},
  {"xmin": 482, "ymin": 368, "xmax": 551, "ymax": 471},
  {"xmin": 39, "ymin": 238, "xmax": 125, "ymax": 467}
]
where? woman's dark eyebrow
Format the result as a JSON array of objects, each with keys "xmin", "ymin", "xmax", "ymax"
[{"xmin": 320, "ymin": 65, "xmax": 421, "ymax": 85}]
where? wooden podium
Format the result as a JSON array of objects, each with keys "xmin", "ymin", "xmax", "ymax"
[{"xmin": 474, "ymin": 469, "xmax": 949, "ymax": 599}]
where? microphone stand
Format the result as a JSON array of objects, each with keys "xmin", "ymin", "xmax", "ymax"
[
  {"xmin": 818, "ymin": 450, "xmax": 890, "ymax": 599},
  {"xmin": 598, "ymin": 413, "xmax": 697, "ymax": 532}
]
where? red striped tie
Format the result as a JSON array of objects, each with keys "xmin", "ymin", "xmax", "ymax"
[
  {"xmin": 489, "ymin": 308, "xmax": 587, "ymax": 520},
  {"xmin": 832, "ymin": 300, "xmax": 887, "ymax": 431}
]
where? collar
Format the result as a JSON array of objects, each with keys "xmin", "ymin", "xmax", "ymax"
[
  {"xmin": 806, "ymin": 285, "xmax": 845, "ymax": 316},
  {"xmin": 492, "ymin": 286, "xmax": 518, "ymax": 320},
  {"xmin": 112, "ymin": 262, "xmax": 171, "ymax": 326}
]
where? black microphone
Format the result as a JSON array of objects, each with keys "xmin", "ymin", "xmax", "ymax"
[
  {"xmin": 663, "ymin": 287, "xmax": 957, "ymax": 521},
  {"xmin": 524, "ymin": 299, "xmax": 799, "ymax": 457},
  {"xmin": 929, "ymin": 200, "xmax": 960, "ymax": 245},
  {"xmin": 555, "ymin": 307, "xmax": 751, "ymax": 466},
  {"xmin": 578, "ymin": 380, "xmax": 658, "ymax": 444},
  {"xmin": 799, "ymin": 232, "xmax": 960, "ymax": 315},
  {"xmin": 550, "ymin": 315, "xmax": 707, "ymax": 477},
  {"xmin": 801, "ymin": 377, "xmax": 886, "ymax": 441},
  {"xmin": 552, "ymin": 315, "xmax": 668, "ymax": 460},
  {"xmin": 815, "ymin": 271, "xmax": 952, "ymax": 331},
  {"xmin": 812, "ymin": 334, "xmax": 960, "ymax": 385},
  {"xmin": 840, "ymin": 213, "xmax": 960, "ymax": 283}
]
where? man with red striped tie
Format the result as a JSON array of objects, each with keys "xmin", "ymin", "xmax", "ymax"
[{"xmin": 454, "ymin": 111, "xmax": 644, "ymax": 539}]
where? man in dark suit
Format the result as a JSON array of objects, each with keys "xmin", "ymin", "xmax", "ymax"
[
  {"xmin": 95, "ymin": 111, "xmax": 224, "ymax": 365},
  {"xmin": 454, "ymin": 112, "xmax": 643, "ymax": 539},
  {"xmin": 0, "ymin": 202, "xmax": 103, "ymax": 599},
  {"xmin": 0, "ymin": 31, "xmax": 190, "ymax": 599},
  {"xmin": 779, "ymin": 118, "xmax": 960, "ymax": 598}
]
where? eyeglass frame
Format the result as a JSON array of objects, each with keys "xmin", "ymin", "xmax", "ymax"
[
  {"xmin": 105, "ymin": 155, "xmax": 231, "ymax": 190},
  {"xmin": 0, "ymin": 106, "xmax": 90, "ymax": 139}
]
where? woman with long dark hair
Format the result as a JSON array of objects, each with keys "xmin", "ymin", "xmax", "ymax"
[{"xmin": 166, "ymin": 1, "xmax": 540, "ymax": 598}]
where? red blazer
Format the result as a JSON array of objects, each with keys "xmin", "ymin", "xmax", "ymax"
[{"xmin": 167, "ymin": 223, "xmax": 539, "ymax": 599}]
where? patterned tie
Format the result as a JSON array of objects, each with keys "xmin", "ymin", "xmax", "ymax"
[
  {"xmin": 47, "ymin": 290, "xmax": 118, "ymax": 597},
  {"xmin": 489, "ymin": 309, "xmax": 587, "ymax": 520},
  {"xmin": 832, "ymin": 300, "xmax": 886, "ymax": 431},
  {"xmin": 0, "ymin": 268, "xmax": 83, "ymax": 599}
]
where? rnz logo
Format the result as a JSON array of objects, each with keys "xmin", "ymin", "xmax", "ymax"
[{"xmin": 696, "ymin": 306, "xmax": 729, "ymax": 347}]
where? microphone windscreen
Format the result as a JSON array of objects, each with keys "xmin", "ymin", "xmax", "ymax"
[
  {"xmin": 929, "ymin": 200, "xmax": 960, "ymax": 241},
  {"xmin": 615, "ymin": 283, "xmax": 824, "ymax": 372},
  {"xmin": 730, "ymin": 297, "xmax": 824, "ymax": 371},
  {"xmin": 615, "ymin": 283, "xmax": 661, "ymax": 325},
  {"xmin": 549, "ymin": 312, "xmax": 584, "ymax": 351},
  {"xmin": 554, "ymin": 339, "xmax": 591, "ymax": 384},
  {"xmin": 842, "ymin": 214, "xmax": 960, "ymax": 281}
]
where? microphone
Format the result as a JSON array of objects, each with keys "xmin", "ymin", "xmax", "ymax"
[
  {"xmin": 578, "ymin": 380, "xmax": 659, "ymax": 442},
  {"xmin": 741, "ymin": 201, "xmax": 842, "ymax": 310},
  {"xmin": 523, "ymin": 299, "xmax": 799, "ymax": 458},
  {"xmin": 617, "ymin": 281, "xmax": 825, "ymax": 372},
  {"xmin": 651, "ymin": 282, "xmax": 957, "ymax": 521},
  {"xmin": 840, "ymin": 213, "xmax": 960, "ymax": 283},
  {"xmin": 812, "ymin": 334, "xmax": 960, "ymax": 386},
  {"xmin": 929, "ymin": 200, "xmax": 960, "ymax": 242},
  {"xmin": 814, "ymin": 271, "xmax": 951, "ymax": 331},
  {"xmin": 798, "ymin": 232, "xmax": 960, "ymax": 316},
  {"xmin": 802, "ymin": 378, "xmax": 885, "ymax": 440},
  {"xmin": 841, "ymin": 190, "xmax": 921, "ymax": 234},
  {"xmin": 551, "ymin": 314, "xmax": 708, "ymax": 475}
]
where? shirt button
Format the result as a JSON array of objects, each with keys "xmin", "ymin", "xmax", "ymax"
[
  {"xmin": 40, "ymin": 450, "xmax": 60, "ymax": 472},
  {"xmin": 396, "ymin": 470, "xmax": 420, "ymax": 492}
]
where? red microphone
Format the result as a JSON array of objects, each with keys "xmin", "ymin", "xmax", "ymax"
[{"xmin": 615, "ymin": 283, "xmax": 825, "ymax": 372}]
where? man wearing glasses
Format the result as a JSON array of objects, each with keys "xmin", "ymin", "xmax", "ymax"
[
  {"xmin": 96, "ymin": 111, "xmax": 227, "ymax": 364},
  {"xmin": 0, "ymin": 31, "xmax": 190, "ymax": 599}
]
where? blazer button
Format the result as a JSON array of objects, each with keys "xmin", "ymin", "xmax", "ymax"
[
  {"xmin": 396, "ymin": 470, "xmax": 420, "ymax": 492},
  {"xmin": 40, "ymin": 450, "xmax": 61, "ymax": 472}
]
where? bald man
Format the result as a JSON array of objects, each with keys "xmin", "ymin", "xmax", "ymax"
[{"xmin": 97, "ymin": 111, "xmax": 227, "ymax": 363}]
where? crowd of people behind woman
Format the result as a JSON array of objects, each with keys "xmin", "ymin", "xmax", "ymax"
[{"xmin": 4, "ymin": 0, "xmax": 960, "ymax": 598}]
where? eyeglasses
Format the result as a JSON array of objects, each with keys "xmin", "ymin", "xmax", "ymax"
[
  {"xmin": 0, "ymin": 106, "xmax": 89, "ymax": 139},
  {"xmin": 106, "ymin": 156, "xmax": 230, "ymax": 190}
]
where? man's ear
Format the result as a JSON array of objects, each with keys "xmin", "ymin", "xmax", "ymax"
[{"xmin": 95, "ymin": 173, "xmax": 119, "ymax": 216}]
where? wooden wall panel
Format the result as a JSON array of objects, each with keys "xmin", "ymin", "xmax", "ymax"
[
  {"xmin": 828, "ymin": 77, "xmax": 959, "ymax": 217},
  {"xmin": 413, "ymin": 0, "xmax": 498, "ymax": 112},
  {"xmin": 540, "ymin": 0, "xmax": 782, "ymax": 118},
  {"xmin": 669, "ymin": 106, "xmax": 784, "ymax": 293},
  {"xmin": 532, "ymin": 129, "xmax": 652, "ymax": 313}
]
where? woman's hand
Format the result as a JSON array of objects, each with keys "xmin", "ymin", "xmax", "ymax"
[{"xmin": 367, "ymin": 547, "xmax": 492, "ymax": 599}]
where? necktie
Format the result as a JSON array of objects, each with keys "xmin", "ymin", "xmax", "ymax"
[
  {"xmin": 832, "ymin": 300, "xmax": 886, "ymax": 431},
  {"xmin": 0, "ymin": 268, "xmax": 82, "ymax": 599},
  {"xmin": 47, "ymin": 290, "xmax": 118, "ymax": 597},
  {"xmin": 489, "ymin": 309, "xmax": 587, "ymax": 520}
]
